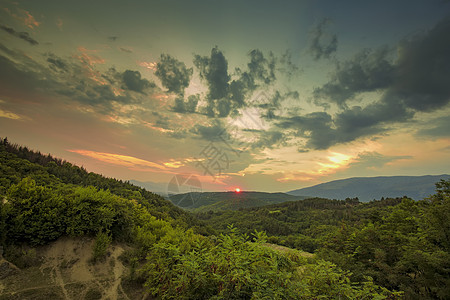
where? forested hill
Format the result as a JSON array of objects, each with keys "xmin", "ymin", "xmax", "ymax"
[
  {"xmin": 0, "ymin": 137, "xmax": 199, "ymax": 228},
  {"xmin": 169, "ymin": 191, "xmax": 308, "ymax": 211},
  {"xmin": 288, "ymin": 175, "xmax": 450, "ymax": 201}
]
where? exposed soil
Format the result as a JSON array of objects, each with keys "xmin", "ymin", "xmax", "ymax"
[{"xmin": 0, "ymin": 237, "xmax": 149, "ymax": 300}]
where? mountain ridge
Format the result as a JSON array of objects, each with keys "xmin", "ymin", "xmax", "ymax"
[{"xmin": 287, "ymin": 174, "xmax": 450, "ymax": 202}]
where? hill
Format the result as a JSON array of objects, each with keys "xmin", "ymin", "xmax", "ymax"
[
  {"xmin": 0, "ymin": 138, "xmax": 399, "ymax": 299},
  {"xmin": 287, "ymin": 175, "xmax": 450, "ymax": 201},
  {"xmin": 168, "ymin": 191, "xmax": 308, "ymax": 211}
]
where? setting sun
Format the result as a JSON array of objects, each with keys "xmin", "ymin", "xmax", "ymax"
[{"xmin": 235, "ymin": 188, "xmax": 241, "ymax": 193}]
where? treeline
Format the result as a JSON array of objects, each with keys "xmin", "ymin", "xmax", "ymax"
[{"xmin": 0, "ymin": 138, "xmax": 399, "ymax": 299}]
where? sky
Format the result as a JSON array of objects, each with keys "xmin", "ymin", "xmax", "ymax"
[{"xmin": 1, "ymin": 0, "xmax": 449, "ymax": 193}]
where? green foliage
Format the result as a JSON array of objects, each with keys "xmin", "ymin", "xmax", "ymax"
[
  {"xmin": 92, "ymin": 231, "xmax": 112, "ymax": 262},
  {"xmin": 139, "ymin": 226, "xmax": 395, "ymax": 299}
]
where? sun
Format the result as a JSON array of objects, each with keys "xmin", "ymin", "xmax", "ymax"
[{"xmin": 235, "ymin": 188, "xmax": 241, "ymax": 193}]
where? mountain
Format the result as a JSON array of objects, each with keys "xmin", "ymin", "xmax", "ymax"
[
  {"xmin": 287, "ymin": 175, "xmax": 450, "ymax": 202},
  {"xmin": 129, "ymin": 179, "xmax": 169, "ymax": 196},
  {"xmin": 168, "ymin": 191, "xmax": 308, "ymax": 211}
]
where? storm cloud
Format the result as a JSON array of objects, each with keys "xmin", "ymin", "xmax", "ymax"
[
  {"xmin": 314, "ymin": 47, "xmax": 395, "ymax": 108},
  {"xmin": 294, "ymin": 16, "xmax": 450, "ymax": 150}
]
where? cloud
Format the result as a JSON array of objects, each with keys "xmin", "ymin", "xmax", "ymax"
[
  {"xmin": 252, "ymin": 130, "xmax": 285, "ymax": 149},
  {"xmin": 247, "ymin": 49, "xmax": 276, "ymax": 85},
  {"xmin": 138, "ymin": 61, "xmax": 156, "ymax": 70},
  {"xmin": 345, "ymin": 151, "xmax": 412, "ymax": 172},
  {"xmin": 299, "ymin": 16, "xmax": 450, "ymax": 150},
  {"xmin": 46, "ymin": 53, "xmax": 68, "ymax": 72},
  {"xmin": 190, "ymin": 119, "xmax": 229, "ymax": 141},
  {"xmin": 315, "ymin": 16, "xmax": 450, "ymax": 111},
  {"xmin": 308, "ymin": 18, "xmax": 338, "ymax": 60},
  {"xmin": 0, "ymin": 25, "xmax": 38, "ymax": 45},
  {"xmin": 68, "ymin": 149, "xmax": 168, "ymax": 171},
  {"xmin": 391, "ymin": 16, "xmax": 450, "ymax": 112},
  {"xmin": 0, "ymin": 108, "xmax": 22, "ymax": 120},
  {"xmin": 193, "ymin": 47, "xmax": 281, "ymax": 118},
  {"xmin": 194, "ymin": 46, "xmax": 230, "ymax": 100},
  {"xmin": 121, "ymin": 70, "xmax": 154, "ymax": 93},
  {"xmin": 314, "ymin": 47, "xmax": 394, "ymax": 108},
  {"xmin": 155, "ymin": 54, "xmax": 193, "ymax": 95},
  {"xmin": 0, "ymin": 44, "xmax": 157, "ymax": 118},
  {"xmin": 0, "ymin": 46, "xmax": 49, "ymax": 93},
  {"xmin": 172, "ymin": 94, "xmax": 199, "ymax": 113},
  {"xmin": 108, "ymin": 36, "xmax": 118, "ymax": 42},
  {"xmin": 277, "ymin": 112, "xmax": 336, "ymax": 150},
  {"xmin": 416, "ymin": 116, "xmax": 450, "ymax": 137},
  {"xmin": 277, "ymin": 100, "xmax": 413, "ymax": 151},
  {"xmin": 120, "ymin": 47, "xmax": 133, "ymax": 53},
  {"xmin": 278, "ymin": 50, "xmax": 299, "ymax": 78},
  {"xmin": 74, "ymin": 47, "xmax": 105, "ymax": 67},
  {"xmin": 333, "ymin": 99, "xmax": 413, "ymax": 143},
  {"xmin": 4, "ymin": 7, "xmax": 40, "ymax": 29}
]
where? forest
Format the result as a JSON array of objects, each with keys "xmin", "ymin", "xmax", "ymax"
[{"xmin": 0, "ymin": 138, "xmax": 448, "ymax": 299}]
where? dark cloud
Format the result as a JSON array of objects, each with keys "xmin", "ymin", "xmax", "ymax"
[
  {"xmin": 194, "ymin": 47, "xmax": 282, "ymax": 118},
  {"xmin": 193, "ymin": 47, "xmax": 238, "ymax": 117},
  {"xmin": 247, "ymin": 49, "xmax": 276, "ymax": 85},
  {"xmin": 46, "ymin": 53, "xmax": 68, "ymax": 72},
  {"xmin": 277, "ymin": 99, "xmax": 413, "ymax": 150},
  {"xmin": 258, "ymin": 90, "xmax": 299, "ymax": 121},
  {"xmin": 122, "ymin": 70, "xmax": 154, "ymax": 94},
  {"xmin": 333, "ymin": 99, "xmax": 413, "ymax": 143},
  {"xmin": 108, "ymin": 36, "xmax": 118, "ymax": 42},
  {"xmin": 308, "ymin": 18, "xmax": 337, "ymax": 60},
  {"xmin": 299, "ymin": 16, "xmax": 450, "ymax": 150},
  {"xmin": 194, "ymin": 46, "xmax": 230, "ymax": 100},
  {"xmin": 0, "ymin": 25, "xmax": 38, "ymax": 45},
  {"xmin": 190, "ymin": 119, "xmax": 229, "ymax": 141},
  {"xmin": 391, "ymin": 16, "xmax": 450, "ymax": 112},
  {"xmin": 155, "ymin": 54, "xmax": 193, "ymax": 95},
  {"xmin": 0, "ymin": 50, "xmax": 47, "ymax": 94},
  {"xmin": 277, "ymin": 112, "xmax": 336, "ymax": 150},
  {"xmin": 315, "ymin": 16, "xmax": 450, "ymax": 111},
  {"xmin": 278, "ymin": 50, "xmax": 299, "ymax": 78},
  {"xmin": 252, "ymin": 130, "xmax": 285, "ymax": 149},
  {"xmin": 314, "ymin": 47, "xmax": 395, "ymax": 108},
  {"xmin": 172, "ymin": 94, "xmax": 199, "ymax": 113},
  {"xmin": 119, "ymin": 47, "xmax": 132, "ymax": 53}
]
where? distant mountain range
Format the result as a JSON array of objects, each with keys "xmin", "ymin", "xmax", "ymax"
[
  {"xmin": 287, "ymin": 175, "xmax": 450, "ymax": 202},
  {"xmin": 168, "ymin": 191, "xmax": 308, "ymax": 212},
  {"xmin": 136, "ymin": 175, "xmax": 449, "ymax": 211}
]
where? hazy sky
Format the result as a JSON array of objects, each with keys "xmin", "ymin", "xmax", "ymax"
[{"xmin": 1, "ymin": 0, "xmax": 449, "ymax": 193}]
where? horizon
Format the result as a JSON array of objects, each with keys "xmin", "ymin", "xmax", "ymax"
[{"xmin": 1, "ymin": 0, "xmax": 449, "ymax": 192}]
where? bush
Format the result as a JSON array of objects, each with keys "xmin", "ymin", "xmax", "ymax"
[{"xmin": 91, "ymin": 231, "xmax": 112, "ymax": 262}]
